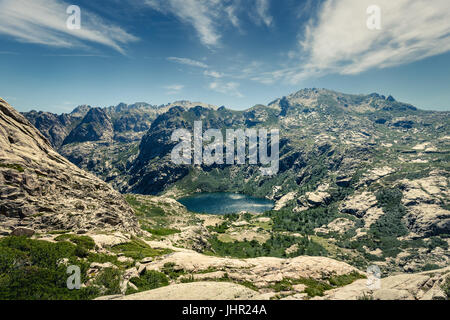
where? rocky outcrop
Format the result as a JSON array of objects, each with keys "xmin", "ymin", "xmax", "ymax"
[
  {"xmin": 315, "ymin": 218, "xmax": 356, "ymax": 234},
  {"xmin": 305, "ymin": 191, "xmax": 331, "ymax": 207},
  {"xmin": 97, "ymin": 281, "xmax": 260, "ymax": 300},
  {"xmin": 0, "ymin": 98, "xmax": 139, "ymax": 234},
  {"xmin": 316, "ymin": 267, "xmax": 449, "ymax": 300},
  {"xmin": 340, "ymin": 192, "xmax": 377, "ymax": 217},
  {"xmin": 400, "ymin": 174, "xmax": 450, "ymax": 237}
]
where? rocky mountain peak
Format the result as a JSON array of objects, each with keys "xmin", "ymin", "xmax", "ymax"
[
  {"xmin": 70, "ymin": 104, "xmax": 92, "ymax": 118},
  {"xmin": 62, "ymin": 107, "xmax": 114, "ymax": 145}
]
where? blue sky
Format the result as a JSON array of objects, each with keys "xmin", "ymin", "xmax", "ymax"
[{"xmin": 0, "ymin": 0, "xmax": 449, "ymax": 113}]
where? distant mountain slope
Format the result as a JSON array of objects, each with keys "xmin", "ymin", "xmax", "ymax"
[
  {"xmin": 0, "ymin": 98, "xmax": 138, "ymax": 234},
  {"xmin": 24, "ymin": 109, "xmax": 85, "ymax": 148}
]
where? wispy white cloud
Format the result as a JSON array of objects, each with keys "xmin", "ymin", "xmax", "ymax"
[
  {"xmin": 254, "ymin": 0, "xmax": 273, "ymax": 27},
  {"xmin": 167, "ymin": 56, "xmax": 228, "ymax": 80},
  {"xmin": 164, "ymin": 84, "xmax": 185, "ymax": 95},
  {"xmin": 225, "ymin": 4, "xmax": 240, "ymax": 28},
  {"xmin": 209, "ymin": 81, "xmax": 243, "ymax": 97},
  {"xmin": 145, "ymin": 0, "xmax": 224, "ymax": 46},
  {"xmin": 0, "ymin": 51, "xmax": 19, "ymax": 55},
  {"xmin": 43, "ymin": 53, "xmax": 110, "ymax": 58},
  {"xmin": 0, "ymin": 0, "xmax": 139, "ymax": 55},
  {"xmin": 290, "ymin": 0, "xmax": 450, "ymax": 82},
  {"xmin": 167, "ymin": 56, "xmax": 209, "ymax": 68},
  {"xmin": 204, "ymin": 70, "xmax": 224, "ymax": 78},
  {"xmin": 145, "ymin": 0, "xmax": 274, "ymax": 47}
]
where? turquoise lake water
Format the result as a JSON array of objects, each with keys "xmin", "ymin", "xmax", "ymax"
[{"xmin": 178, "ymin": 192, "xmax": 274, "ymax": 215}]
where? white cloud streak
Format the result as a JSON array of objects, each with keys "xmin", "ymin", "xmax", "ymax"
[
  {"xmin": 167, "ymin": 57, "xmax": 209, "ymax": 68},
  {"xmin": 145, "ymin": 0, "xmax": 274, "ymax": 47},
  {"xmin": 165, "ymin": 84, "xmax": 185, "ymax": 94},
  {"xmin": 204, "ymin": 70, "xmax": 224, "ymax": 78},
  {"xmin": 145, "ymin": 0, "xmax": 224, "ymax": 46},
  {"xmin": 0, "ymin": 0, "xmax": 139, "ymax": 55},
  {"xmin": 254, "ymin": 0, "xmax": 273, "ymax": 27}
]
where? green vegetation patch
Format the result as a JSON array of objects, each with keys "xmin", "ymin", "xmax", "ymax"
[
  {"xmin": 269, "ymin": 271, "xmax": 365, "ymax": 298},
  {"xmin": 127, "ymin": 270, "xmax": 169, "ymax": 295},
  {"xmin": 161, "ymin": 262, "xmax": 186, "ymax": 279},
  {"xmin": 0, "ymin": 236, "xmax": 97, "ymax": 300},
  {"xmin": 340, "ymin": 187, "xmax": 412, "ymax": 260},
  {"xmin": 208, "ymin": 234, "xmax": 327, "ymax": 259},
  {"xmin": 207, "ymin": 222, "xmax": 230, "ymax": 234},
  {"xmin": 442, "ymin": 277, "xmax": 450, "ymax": 300},
  {"xmin": 328, "ymin": 271, "xmax": 366, "ymax": 287},
  {"xmin": 93, "ymin": 267, "xmax": 122, "ymax": 296},
  {"xmin": 110, "ymin": 237, "xmax": 172, "ymax": 260},
  {"xmin": 268, "ymin": 205, "xmax": 340, "ymax": 235},
  {"xmin": 370, "ymin": 188, "xmax": 408, "ymax": 238},
  {"xmin": 269, "ymin": 278, "xmax": 332, "ymax": 297},
  {"xmin": 125, "ymin": 195, "xmax": 166, "ymax": 217},
  {"xmin": 55, "ymin": 234, "xmax": 95, "ymax": 251},
  {"xmin": 144, "ymin": 227, "xmax": 181, "ymax": 237}
]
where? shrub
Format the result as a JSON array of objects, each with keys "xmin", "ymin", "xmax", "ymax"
[
  {"xmin": 268, "ymin": 205, "xmax": 339, "ymax": 235},
  {"xmin": 269, "ymin": 279, "xmax": 293, "ymax": 292},
  {"xmin": 370, "ymin": 188, "xmax": 408, "ymax": 238},
  {"xmin": 94, "ymin": 268, "xmax": 122, "ymax": 295},
  {"xmin": 427, "ymin": 237, "xmax": 449, "ymax": 250},
  {"xmin": 208, "ymin": 222, "xmax": 230, "ymax": 234},
  {"xmin": 54, "ymin": 234, "xmax": 95, "ymax": 251},
  {"xmin": 421, "ymin": 264, "xmax": 440, "ymax": 271},
  {"xmin": 443, "ymin": 277, "xmax": 450, "ymax": 299},
  {"xmin": 128, "ymin": 271, "xmax": 169, "ymax": 294},
  {"xmin": 144, "ymin": 227, "xmax": 181, "ymax": 236},
  {"xmin": 162, "ymin": 262, "xmax": 186, "ymax": 279},
  {"xmin": 328, "ymin": 271, "xmax": 366, "ymax": 287}
]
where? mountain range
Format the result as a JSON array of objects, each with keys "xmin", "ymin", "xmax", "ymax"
[{"xmin": 0, "ymin": 88, "xmax": 448, "ymax": 300}]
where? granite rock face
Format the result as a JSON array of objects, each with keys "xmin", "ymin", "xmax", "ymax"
[{"xmin": 0, "ymin": 98, "xmax": 139, "ymax": 234}]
